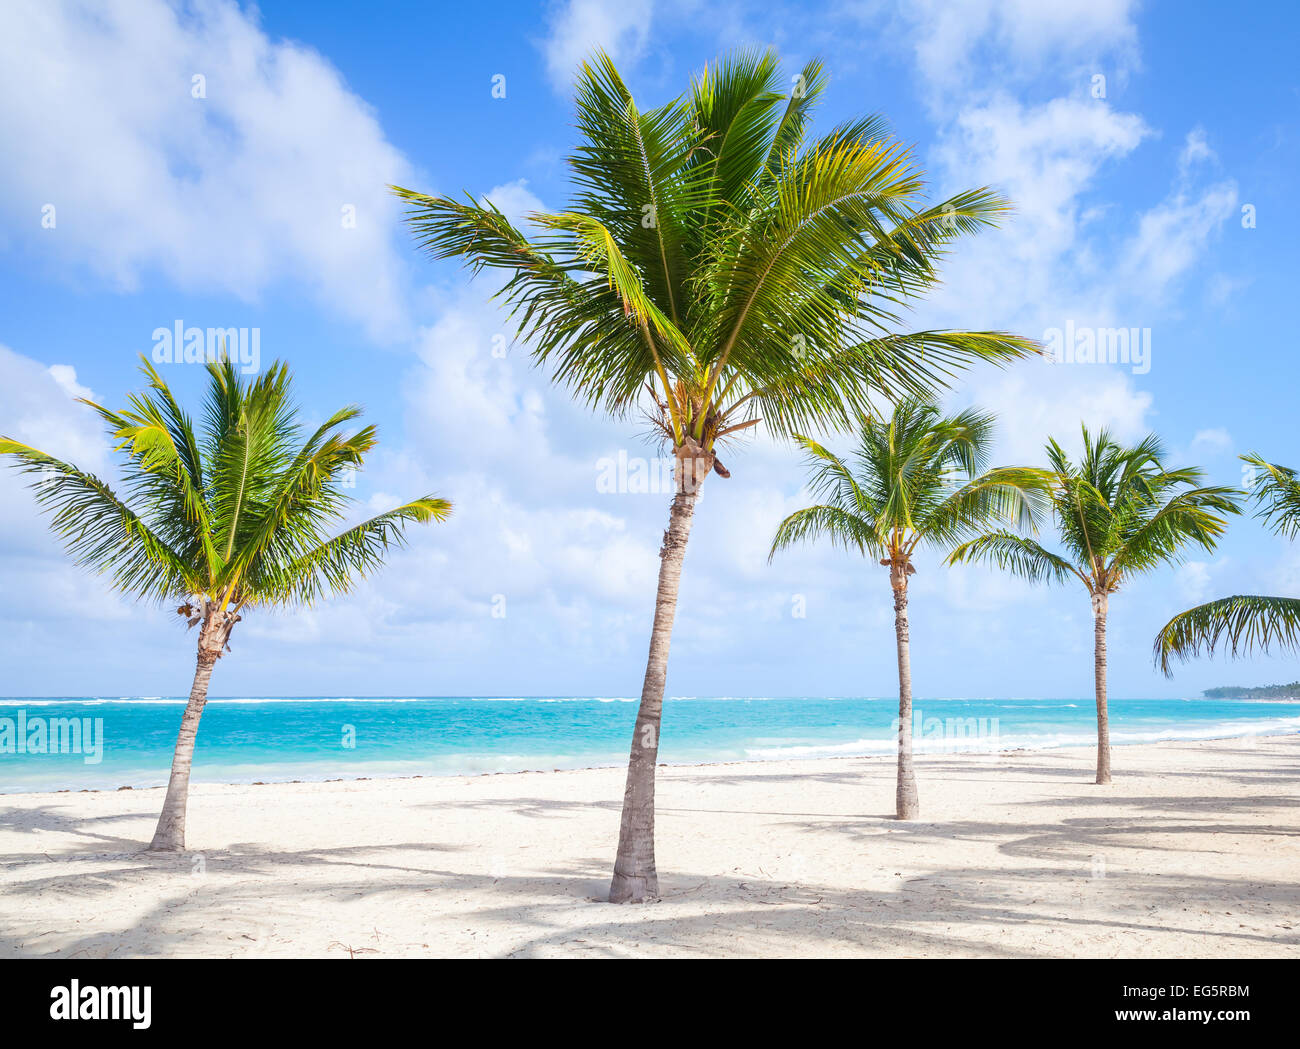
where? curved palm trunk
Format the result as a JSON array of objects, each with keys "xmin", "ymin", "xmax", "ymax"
[
  {"xmin": 149, "ymin": 654, "xmax": 216, "ymax": 851},
  {"xmin": 1093, "ymin": 592, "xmax": 1112, "ymax": 784},
  {"xmin": 150, "ymin": 607, "xmax": 238, "ymax": 851},
  {"xmin": 609, "ymin": 443, "xmax": 709, "ymax": 903},
  {"xmin": 891, "ymin": 562, "xmax": 920, "ymax": 819}
]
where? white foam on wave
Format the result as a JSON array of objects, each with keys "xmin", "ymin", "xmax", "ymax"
[
  {"xmin": 467, "ymin": 696, "xmax": 637, "ymax": 703},
  {"xmin": 742, "ymin": 716, "xmax": 1300, "ymax": 761},
  {"xmin": 0, "ymin": 698, "xmax": 185, "ymax": 706}
]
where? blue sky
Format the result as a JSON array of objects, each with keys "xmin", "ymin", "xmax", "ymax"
[{"xmin": 0, "ymin": 0, "xmax": 1297, "ymax": 698}]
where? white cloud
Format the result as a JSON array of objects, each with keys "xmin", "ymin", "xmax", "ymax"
[
  {"xmin": 540, "ymin": 0, "xmax": 654, "ymax": 91},
  {"xmin": 1173, "ymin": 558, "xmax": 1238, "ymax": 605},
  {"xmin": 1273, "ymin": 548, "xmax": 1300, "ymax": 599},
  {"xmin": 921, "ymin": 96, "xmax": 1156, "ymax": 458},
  {"xmin": 894, "ymin": 0, "xmax": 1140, "ymax": 100},
  {"xmin": 934, "ymin": 96, "xmax": 1149, "ymax": 267},
  {"xmin": 1178, "ymin": 126, "xmax": 1215, "ymax": 174},
  {"xmin": 0, "ymin": 0, "xmax": 414, "ymax": 340},
  {"xmin": 46, "ymin": 363, "xmax": 93, "ymax": 402},
  {"xmin": 1191, "ymin": 428, "xmax": 1233, "ymax": 452},
  {"xmin": 0, "ymin": 346, "xmax": 106, "ymax": 471},
  {"xmin": 1206, "ymin": 273, "xmax": 1251, "ymax": 306},
  {"xmin": 481, "ymin": 179, "xmax": 547, "ymax": 231},
  {"xmin": 1118, "ymin": 179, "xmax": 1238, "ymax": 304},
  {"xmin": 968, "ymin": 368, "xmax": 1154, "ymax": 463}
]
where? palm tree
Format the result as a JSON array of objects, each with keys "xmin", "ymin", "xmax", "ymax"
[
  {"xmin": 0, "ymin": 357, "xmax": 450, "ymax": 850},
  {"xmin": 769, "ymin": 399, "xmax": 1045, "ymax": 818},
  {"xmin": 393, "ymin": 49, "xmax": 1038, "ymax": 901},
  {"xmin": 1155, "ymin": 454, "xmax": 1300, "ymax": 672},
  {"xmin": 949, "ymin": 426, "xmax": 1242, "ymax": 783}
]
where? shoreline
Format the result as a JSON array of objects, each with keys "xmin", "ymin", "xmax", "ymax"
[
  {"xmin": 4, "ymin": 724, "xmax": 1298, "ymax": 799},
  {"xmin": 2, "ymin": 734, "xmax": 1297, "ymax": 958}
]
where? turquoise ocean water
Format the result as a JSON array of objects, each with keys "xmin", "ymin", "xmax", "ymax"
[{"xmin": 1, "ymin": 695, "xmax": 1297, "ymax": 793}]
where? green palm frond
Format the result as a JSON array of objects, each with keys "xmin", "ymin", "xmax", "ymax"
[
  {"xmin": 230, "ymin": 410, "xmax": 374, "ymax": 584},
  {"xmin": 924, "ymin": 467, "xmax": 1050, "ymax": 549},
  {"xmin": 1108, "ymin": 485, "xmax": 1243, "ymax": 575},
  {"xmin": 946, "ymin": 531, "xmax": 1085, "ymax": 587},
  {"xmin": 762, "ymin": 59, "xmax": 836, "ymax": 179},
  {"xmin": 1243, "ymin": 454, "xmax": 1300, "ymax": 538},
  {"xmin": 769, "ymin": 504, "xmax": 881, "ymax": 560},
  {"xmin": 1154, "ymin": 595, "xmax": 1300, "ymax": 675},
  {"xmin": 0, "ymin": 438, "xmax": 193, "ymax": 600},
  {"xmin": 78, "ymin": 362, "xmax": 218, "ymax": 577},
  {"xmin": 268, "ymin": 497, "xmax": 452, "ymax": 605}
]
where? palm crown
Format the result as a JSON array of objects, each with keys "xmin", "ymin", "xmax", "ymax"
[
  {"xmin": 393, "ymin": 50, "xmax": 1037, "ymax": 466},
  {"xmin": 0, "ymin": 357, "xmax": 449, "ymax": 624},
  {"xmin": 1155, "ymin": 454, "xmax": 1300, "ymax": 673},
  {"xmin": 948, "ymin": 427, "xmax": 1242, "ymax": 599},
  {"xmin": 770, "ymin": 398, "xmax": 1044, "ymax": 565}
]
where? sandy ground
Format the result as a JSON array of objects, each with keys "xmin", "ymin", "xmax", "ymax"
[{"xmin": 1, "ymin": 734, "xmax": 1297, "ymax": 958}]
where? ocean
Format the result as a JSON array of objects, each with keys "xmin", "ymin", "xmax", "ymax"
[{"xmin": 1, "ymin": 695, "xmax": 1297, "ymax": 793}]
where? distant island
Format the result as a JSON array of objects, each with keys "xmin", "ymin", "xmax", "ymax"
[{"xmin": 1204, "ymin": 682, "xmax": 1300, "ymax": 700}]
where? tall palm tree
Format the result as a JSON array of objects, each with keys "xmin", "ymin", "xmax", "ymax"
[
  {"xmin": 394, "ymin": 50, "xmax": 1038, "ymax": 901},
  {"xmin": 769, "ymin": 399, "xmax": 1045, "ymax": 818},
  {"xmin": 1155, "ymin": 454, "xmax": 1300, "ymax": 672},
  {"xmin": 949, "ymin": 426, "xmax": 1242, "ymax": 783},
  {"xmin": 0, "ymin": 357, "xmax": 450, "ymax": 850}
]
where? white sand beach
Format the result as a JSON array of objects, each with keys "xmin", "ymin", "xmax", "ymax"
[{"xmin": 1, "ymin": 734, "xmax": 1297, "ymax": 958}]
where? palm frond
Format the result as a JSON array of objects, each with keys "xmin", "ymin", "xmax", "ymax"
[
  {"xmin": 1031, "ymin": 426, "xmax": 1238, "ymax": 591},
  {"xmin": 946, "ymin": 531, "xmax": 1085, "ymax": 587},
  {"xmin": 0, "ymin": 438, "xmax": 193, "ymax": 600},
  {"xmin": 267, "ymin": 497, "xmax": 452, "ymax": 605},
  {"xmin": 1108, "ymin": 485, "xmax": 1244, "ymax": 575},
  {"xmin": 1155, "ymin": 595, "xmax": 1300, "ymax": 675},
  {"xmin": 78, "ymin": 357, "xmax": 218, "ymax": 576},
  {"xmin": 769, "ymin": 504, "xmax": 880, "ymax": 561},
  {"xmin": 1243, "ymin": 454, "xmax": 1300, "ymax": 538},
  {"xmin": 921, "ymin": 467, "xmax": 1051, "ymax": 550}
]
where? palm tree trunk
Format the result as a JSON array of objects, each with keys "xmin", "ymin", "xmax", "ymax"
[
  {"xmin": 609, "ymin": 442, "xmax": 708, "ymax": 903},
  {"xmin": 149, "ymin": 652, "xmax": 216, "ymax": 850},
  {"xmin": 148, "ymin": 604, "xmax": 241, "ymax": 852},
  {"xmin": 1093, "ymin": 592, "xmax": 1112, "ymax": 784},
  {"xmin": 892, "ymin": 563, "xmax": 920, "ymax": 819}
]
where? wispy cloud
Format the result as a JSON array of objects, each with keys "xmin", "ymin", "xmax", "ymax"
[{"xmin": 540, "ymin": 0, "xmax": 654, "ymax": 92}]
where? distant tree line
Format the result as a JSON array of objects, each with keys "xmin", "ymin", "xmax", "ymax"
[{"xmin": 1203, "ymin": 682, "xmax": 1300, "ymax": 700}]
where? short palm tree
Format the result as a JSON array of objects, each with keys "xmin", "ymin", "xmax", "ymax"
[
  {"xmin": 1155, "ymin": 454, "xmax": 1300, "ymax": 672},
  {"xmin": 769, "ymin": 399, "xmax": 1045, "ymax": 818},
  {"xmin": 394, "ymin": 49, "xmax": 1038, "ymax": 900},
  {"xmin": 0, "ymin": 357, "xmax": 450, "ymax": 850},
  {"xmin": 949, "ymin": 427, "xmax": 1242, "ymax": 783}
]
